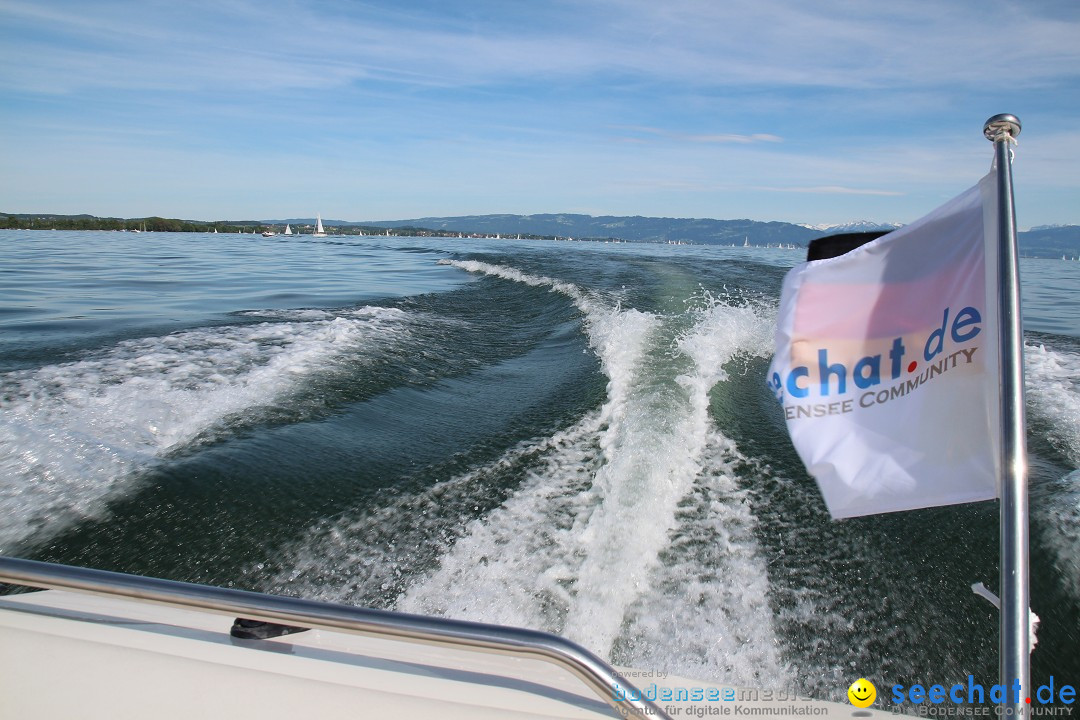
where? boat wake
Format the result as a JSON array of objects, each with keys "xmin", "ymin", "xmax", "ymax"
[
  {"xmin": 1037, "ymin": 469, "xmax": 1080, "ymax": 603},
  {"xmin": 1025, "ymin": 343, "xmax": 1080, "ymax": 604},
  {"xmin": 272, "ymin": 261, "xmax": 790, "ymax": 689},
  {"xmin": 1025, "ymin": 342, "xmax": 1080, "ymax": 467},
  {"xmin": 0, "ymin": 306, "xmax": 413, "ymax": 553}
]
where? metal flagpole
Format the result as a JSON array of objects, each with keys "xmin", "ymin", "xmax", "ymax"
[{"xmin": 984, "ymin": 113, "xmax": 1030, "ymax": 713}]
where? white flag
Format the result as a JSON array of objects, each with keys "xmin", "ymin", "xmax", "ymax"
[{"xmin": 768, "ymin": 173, "xmax": 1001, "ymax": 518}]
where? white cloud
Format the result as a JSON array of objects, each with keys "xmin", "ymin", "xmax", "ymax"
[{"xmin": 5, "ymin": 0, "xmax": 1079, "ymax": 95}]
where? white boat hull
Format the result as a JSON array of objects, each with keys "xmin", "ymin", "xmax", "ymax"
[{"xmin": 0, "ymin": 589, "xmax": 870, "ymax": 719}]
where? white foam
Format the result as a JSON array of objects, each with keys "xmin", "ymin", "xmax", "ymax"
[
  {"xmin": 559, "ymin": 297, "xmax": 775, "ymax": 657},
  {"xmin": 260, "ymin": 421, "xmax": 601, "ymax": 607},
  {"xmin": 395, "ymin": 263, "xmax": 788, "ymax": 686},
  {"xmin": 617, "ymin": 433, "xmax": 792, "ymax": 689},
  {"xmin": 0, "ymin": 306, "xmax": 412, "ymax": 552},
  {"xmin": 1025, "ymin": 342, "xmax": 1080, "ymax": 602},
  {"xmin": 614, "ymin": 296, "xmax": 785, "ymax": 686},
  {"xmin": 440, "ymin": 260, "xmax": 588, "ymax": 306},
  {"xmin": 1025, "ymin": 342, "xmax": 1080, "ymax": 466},
  {"xmin": 404, "ymin": 260, "xmax": 662, "ymax": 644},
  {"xmin": 391, "ymin": 412, "xmax": 608, "ymax": 628},
  {"xmin": 1037, "ymin": 470, "xmax": 1080, "ymax": 603}
]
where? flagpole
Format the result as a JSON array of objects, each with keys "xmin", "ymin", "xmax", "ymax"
[{"xmin": 984, "ymin": 113, "xmax": 1029, "ymax": 713}]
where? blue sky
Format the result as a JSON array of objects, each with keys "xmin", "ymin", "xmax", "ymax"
[{"xmin": 2, "ymin": 0, "xmax": 1078, "ymax": 227}]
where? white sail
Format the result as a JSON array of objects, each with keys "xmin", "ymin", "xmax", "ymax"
[
  {"xmin": 284, "ymin": 224, "xmax": 292, "ymax": 235},
  {"xmin": 313, "ymin": 214, "xmax": 326, "ymax": 237}
]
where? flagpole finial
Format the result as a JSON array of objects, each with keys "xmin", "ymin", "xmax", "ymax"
[{"xmin": 984, "ymin": 114, "xmax": 1021, "ymax": 142}]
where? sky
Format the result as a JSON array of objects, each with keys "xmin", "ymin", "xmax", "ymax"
[{"xmin": 1, "ymin": 0, "xmax": 1078, "ymax": 228}]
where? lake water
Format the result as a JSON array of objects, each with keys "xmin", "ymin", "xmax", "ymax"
[{"xmin": 1, "ymin": 229, "xmax": 1077, "ymax": 705}]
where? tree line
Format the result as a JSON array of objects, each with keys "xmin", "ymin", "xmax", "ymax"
[
  {"xmin": 1, "ymin": 214, "xmax": 577, "ymax": 241},
  {"xmin": 4, "ymin": 214, "xmax": 247, "ymax": 232}
]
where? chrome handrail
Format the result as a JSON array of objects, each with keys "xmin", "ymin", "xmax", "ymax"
[{"xmin": 0, "ymin": 556, "xmax": 669, "ymax": 720}]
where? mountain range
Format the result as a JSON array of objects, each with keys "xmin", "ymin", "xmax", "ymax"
[
  {"xmin": 331, "ymin": 214, "xmax": 1078, "ymax": 258},
  {"xmin": 7, "ymin": 212, "xmax": 1079, "ymax": 258}
]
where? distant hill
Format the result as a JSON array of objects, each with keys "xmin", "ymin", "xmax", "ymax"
[
  {"xmin": 357, "ymin": 214, "xmax": 1080, "ymax": 258},
  {"xmin": 5, "ymin": 212, "xmax": 1078, "ymax": 258},
  {"xmin": 358, "ymin": 213, "xmax": 823, "ymax": 246},
  {"xmin": 1019, "ymin": 225, "xmax": 1080, "ymax": 258}
]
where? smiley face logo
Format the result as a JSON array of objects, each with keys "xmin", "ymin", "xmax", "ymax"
[{"xmin": 848, "ymin": 678, "xmax": 876, "ymax": 708}]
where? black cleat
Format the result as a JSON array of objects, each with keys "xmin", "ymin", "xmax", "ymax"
[{"xmin": 230, "ymin": 617, "xmax": 310, "ymax": 640}]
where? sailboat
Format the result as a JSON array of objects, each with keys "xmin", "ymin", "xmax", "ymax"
[
  {"xmin": 313, "ymin": 214, "xmax": 327, "ymax": 237},
  {"xmin": 284, "ymin": 224, "xmax": 292, "ymax": 235}
]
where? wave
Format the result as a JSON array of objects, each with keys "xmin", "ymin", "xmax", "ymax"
[
  {"xmin": 1025, "ymin": 342, "xmax": 1080, "ymax": 467},
  {"xmin": 0, "ymin": 306, "xmax": 413, "ymax": 552},
  {"xmin": 1026, "ymin": 343, "xmax": 1080, "ymax": 604},
  {"xmin": 271, "ymin": 261, "xmax": 790, "ymax": 687},
  {"xmin": 1036, "ymin": 470, "xmax": 1080, "ymax": 603},
  {"xmin": 401, "ymin": 265, "xmax": 786, "ymax": 686}
]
